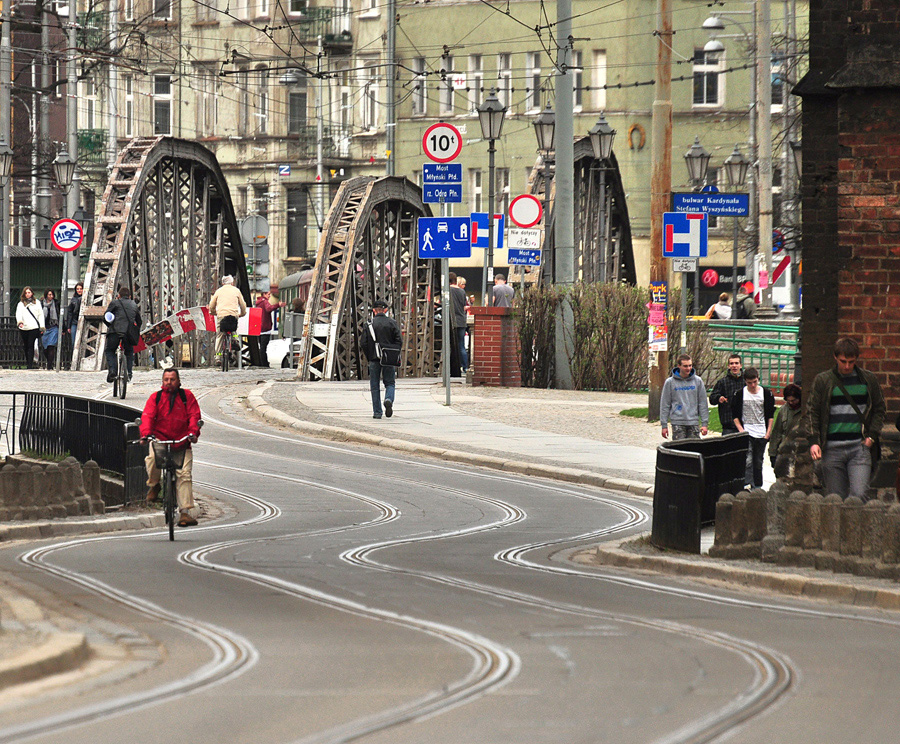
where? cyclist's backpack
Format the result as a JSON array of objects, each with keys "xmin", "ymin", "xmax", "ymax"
[
  {"xmin": 219, "ymin": 315, "xmax": 238, "ymax": 333},
  {"xmin": 155, "ymin": 389, "xmax": 187, "ymax": 409}
]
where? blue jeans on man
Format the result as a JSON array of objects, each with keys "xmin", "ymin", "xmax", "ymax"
[
  {"xmin": 369, "ymin": 360, "xmax": 396, "ymax": 418},
  {"xmin": 456, "ymin": 326, "xmax": 468, "ymax": 371}
]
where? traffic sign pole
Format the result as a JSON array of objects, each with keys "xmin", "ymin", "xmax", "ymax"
[{"xmin": 441, "ymin": 201, "xmax": 451, "ymax": 406}]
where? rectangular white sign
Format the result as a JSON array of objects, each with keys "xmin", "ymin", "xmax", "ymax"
[
  {"xmin": 507, "ymin": 227, "xmax": 541, "ymax": 250},
  {"xmin": 672, "ymin": 257, "xmax": 698, "ymax": 273}
]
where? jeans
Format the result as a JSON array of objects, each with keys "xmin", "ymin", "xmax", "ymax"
[
  {"xmin": 105, "ymin": 333, "xmax": 134, "ymax": 377},
  {"xmin": 456, "ymin": 326, "xmax": 468, "ymax": 371},
  {"xmin": 821, "ymin": 439, "xmax": 872, "ymax": 501},
  {"xmin": 369, "ymin": 360, "xmax": 396, "ymax": 417},
  {"xmin": 671, "ymin": 424, "xmax": 700, "ymax": 441},
  {"xmin": 745, "ymin": 436, "xmax": 768, "ymax": 488}
]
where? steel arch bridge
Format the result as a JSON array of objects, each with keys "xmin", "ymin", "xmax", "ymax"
[
  {"xmin": 297, "ymin": 176, "xmax": 437, "ymax": 382},
  {"xmin": 528, "ymin": 134, "xmax": 636, "ymax": 285},
  {"xmin": 73, "ymin": 137, "xmax": 251, "ymax": 371}
]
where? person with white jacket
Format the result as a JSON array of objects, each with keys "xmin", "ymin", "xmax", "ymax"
[{"xmin": 15, "ymin": 286, "xmax": 45, "ymax": 369}]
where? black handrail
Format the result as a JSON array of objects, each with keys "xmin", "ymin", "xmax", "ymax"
[{"xmin": 0, "ymin": 391, "xmax": 144, "ymax": 503}]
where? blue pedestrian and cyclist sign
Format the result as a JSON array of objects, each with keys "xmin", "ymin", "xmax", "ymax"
[{"xmin": 417, "ymin": 217, "xmax": 472, "ymax": 259}]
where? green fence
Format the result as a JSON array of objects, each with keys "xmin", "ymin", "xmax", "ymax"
[{"xmin": 709, "ymin": 322, "xmax": 799, "ymax": 389}]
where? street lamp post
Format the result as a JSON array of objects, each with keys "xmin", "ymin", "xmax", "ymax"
[
  {"xmin": 53, "ymin": 149, "xmax": 76, "ymax": 372},
  {"xmin": 477, "ymin": 89, "xmax": 506, "ymax": 306},
  {"xmin": 588, "ymin": 113, "xmax": 616, "ymax": 283},
  {"xmin": 723, "ymin": 144, "xmax": 751, "ymax": 308},
  {"xmin": 0, "ymin": 139, "xmax": 12, "ymax": 317},
  {"xmin": 683, "ymin": 137, "xmax": 711, "ymax": 332},
  {"xmin": 533, "ymin": 103, "xmax": 555, "ymax": 285}
]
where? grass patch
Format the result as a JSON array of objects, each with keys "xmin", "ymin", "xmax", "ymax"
[
  {"xmin": 21, "ymin": 449, "xmax": 71, "ymax": 462},
  {"xmin": 619, "ymin": 407, "xmax": 723, "ymax": 433}
]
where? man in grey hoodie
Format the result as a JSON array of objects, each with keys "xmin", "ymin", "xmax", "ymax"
[{"xmin": 661, "ymin": 353, "xmax": 709, "ymax": 440}]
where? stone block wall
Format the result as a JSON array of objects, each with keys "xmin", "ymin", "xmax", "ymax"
[
  {"xmin": 471, "ymin": 306, "xmax": 521, "ymax": 387},
  {"xmin": 710, "ymin": 484, "xmax": 900, "ymax": 580},
  {"xmin": 0, "ymin": 457, "xmax": 105, "ymax": 522}
]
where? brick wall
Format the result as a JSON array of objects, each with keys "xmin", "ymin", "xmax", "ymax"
[
  {"xmin": 471, "ymin": 306, "xmax": 521, "ymax": 387},
  {"xmin": 797, "ymin": 3, "xmax": 900, "ymax": 412}
]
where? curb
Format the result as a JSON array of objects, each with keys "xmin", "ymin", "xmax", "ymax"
[
  {"xmin": 0, "ymin": 632, "xmax": 91, "ymax": 689},
  {"xmin": 244, "ymin": 383, "xmax": 655, "ymax": 500},
  {"xmin": 0, "ymin": 513, "xmax": 167, "ymax": 543},
  {"xmin": 571, "ymin": 535, "xmax": 900, "ymax": 612}
]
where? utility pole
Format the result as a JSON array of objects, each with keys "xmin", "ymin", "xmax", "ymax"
[
  {"xmin": 385, "ymin": 0, "xmax": 396, "ymax": 176},
  {"xmin": 68, "ymin": 0, "xmax": 80, "ymax": 281},
  {"xmin": 316, "ymin": 36, "xmax": 325, "ymax": 238},
  {"xmin": 108, "ymin": 0, "xmax": 119, "ymax": 167},
  {"xmin": 554, "ymin": 0, "xmax": 574, "ymax": 389},
  {"xmin": 0, "ymin": 0, "xmax": 11, "ymax": 314},
  {"xmin": 648, "ymin": 0, "xmax": 672, "ymax": 421},
  {"xmin": 756, "ymin": 0, "xmax": 775, "ymax": 313},
  {"xmin": 39, "ymin": 0, "xmax": 51, "ymax": 243}
]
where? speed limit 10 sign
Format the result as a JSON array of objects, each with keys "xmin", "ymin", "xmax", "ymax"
[{"xmin": 422, "ymin": 123, "xmax": 462, "ymax": 163}]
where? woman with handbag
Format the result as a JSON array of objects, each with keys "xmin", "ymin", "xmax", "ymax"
[
  {"xmin": 15, "ymin": 286, "xmax": 45, "ymax": 369},
  {"xmin": 41, "ymin": 288, "xmax": 60, "ymax": 369}
]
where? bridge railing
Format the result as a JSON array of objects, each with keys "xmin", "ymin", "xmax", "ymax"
[
  {"xmin": 0, "ymin": 316, "xmax": 75, "ymax": 368},
  {"xmin": 0, "ymin": 391, "xmax": 145, "ymax": 505}
]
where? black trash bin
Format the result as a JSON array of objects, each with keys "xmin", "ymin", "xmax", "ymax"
[{"xmin": 651, "ymin": 433, "xmax": 748, "ymax": 553}]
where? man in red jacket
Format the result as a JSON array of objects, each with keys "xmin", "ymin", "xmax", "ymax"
[
  {"xmin": 255, "ymin": 289, "xmax": 285, "ymax": 367},
  {"xmin": 140, "ymin": 369, "xmax": 202, "ymax": 527}
]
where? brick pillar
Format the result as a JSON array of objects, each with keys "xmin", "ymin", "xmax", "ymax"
[{"xmin": 471, "ymin": 307, "xmax": 521, "ymax": 387}]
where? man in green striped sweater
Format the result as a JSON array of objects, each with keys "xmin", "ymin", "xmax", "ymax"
[{"xmin": 807, "ymin": 337, "xmax": 886, "ymax": 501}]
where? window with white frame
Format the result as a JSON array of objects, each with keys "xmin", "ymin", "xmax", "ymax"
[
  {"xmin": 288, "ymin": 0, "xmax": 305, "ymax": 14},
  {"xmin": 497, "ymin": 53, "xmax": 511, "ymax": 109},
  {"xmin": 496, "ymin": 168, "xmax": 510, "ymax": 215},
  {"xmin": 693, "ymin": 49, "xmax": 724, "ymax": 107},
  {"xmin": 592, "ymin": 50, "xmax": 607, "ymax": 109},
  {"xmin": 288, "ymin": 75, "xmax": 307, "ymax": 134},
  {"xmin": 470, "ymin": 169, "xmax": 483, "ymax": 213},
  {"xmin": 771, "ymin": 53, "xmax": 785, "ymax": 110},
  {"xmin": 338, "ymin": 66, "xmax": 351, "ymax": 137},
  {"xmin": 412, "ymin": 57, "xmax": 426, "ymax": 116},
  {"xmin": 528, "ymin": 52, "xmax": 542, "ymax": 110},
  {"xmin": 196, "ymin": 0, "xmax": 215, "ymax": 20},
  {"xmin": 124, "ymin": 75, "xmax": 134, "ymax": 137},
  {"xmin": 55, "ymin": 57, "xmax": 64, "ymax": 98},
  {"xmin": 360, "ymin": 58, "xmax": 379, "ymax": 130},
  {"xmin": 197, "ymin": 68, "xmax": 217, "ymax": 136},
  {"xmin": 256, "ymin": 66, "xmax": 269, "ymax": 134},
  {"xmin": 469, "ymin": 168, "xmax": 484, "ymax": 212},
  {"xmin": 257, "ymin": 0, "xmax": 269, "ymax": 16},
  {"xmin": 254, "ymin": 185, "xmax": 268, "ymax": 217},
  {"xmin": 237, "ymin": 67, "xmax": 250, "ymax": 135},
  {"xmin": 153, "ymin": 74, "xmax": 172, "ymax": 134},
  {"xmin": 82, "ymin": 75, "xmax": 97, "ymax": 130},
  {"xmin": 153, "ymin": 0, "xmax": 172, "ymax": 20},
  {"xmin": 237, "ymin": 186, "xmax": 248, "ymax": 217},
  {"xmin": 468, "ymin": 55, "xmax": 483, "ymax": 113},
  {"xmin": 440, "ymin": 55, "xmax": 455, "ymax": 115},
  {"xmin": 572, "ymin": 50, "xmax": 583, "ymax": 110},
  {"xmin": 124, "ymin": 0, "xmax": 134, "ymax": 20}
]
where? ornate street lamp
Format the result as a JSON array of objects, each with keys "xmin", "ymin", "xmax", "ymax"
[
  {"xmin": 533, "ymin": 103, "xmax": 555, "ymax": 153},
  {"xmin": 477, "ymin": 89, "xmax": 507, "ymax": 305},
  {"xmin": 35, "ymin": 224, "xmax": 52, "ymax": 252},
  {"xmin": 53, "ymin": 149, "xmax": 76, "ymax": 195},
  {"xmin": 684, "ymin": 136, "xmax": 712, "ymax": 187},
  {"xmin": 588, "ymin": 113, "xmax": 616, "ymax": 162},
  {"xmin": 723, "ymin": 145, "xmax": 750, "ymax": 306},
  {"xmin": 0, "ymin": 139, "xmax": 13, "ymax": 187},
  {"xmin": 533, "ymin": 104, "xmax": 555, "ymax": 284}
]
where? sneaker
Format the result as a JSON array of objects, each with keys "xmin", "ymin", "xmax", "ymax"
[
  {"xmin": 107, "ymin": 372, "xmax": 116, "ymax": 382},
  {"xmin": 373, "ymin": 414, "xmax": 382, "ymax": 419},
  {"xmin": 128, "ymin": 373, "xmax": 133, "ymax": 381},
  {"xmin": 146, "ymin": 484, "xmax": 161, "ymax": 503},
  {"xmin": 178, "ymin": 513, "xmax": 198, "ymax": 527},
  {"xmin": 384, "ymin": 399, "xmax": 393, "ymax": 418}
]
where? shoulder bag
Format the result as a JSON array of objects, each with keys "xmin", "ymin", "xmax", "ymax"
[{"xmin": 368, "ymin": 321, "xmax": 401, "ymax": 367}]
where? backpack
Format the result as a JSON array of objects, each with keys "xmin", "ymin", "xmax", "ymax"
[{"xmin": 155, "ymin": 389, "xmax": 188, "ymax": 407}]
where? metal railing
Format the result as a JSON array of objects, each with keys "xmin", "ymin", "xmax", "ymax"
[
  {"xmin": 708, "ymin": 322, "xmax": 799, "ymax": 389},
  {"xmin": 0, "ymin": 317, "xmax": 75, "ymax": 368},
  {"xmin": 0, "ymin": 392, "xmax": 145, "ymax": 504}
]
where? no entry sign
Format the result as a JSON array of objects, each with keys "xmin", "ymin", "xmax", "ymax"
[
  {"xmin": 50, "ymin": 218, "xmax": 84, "ymax": 253},
  {"xmin": 508, "ymin": 194, "xmax": 543, "ymax": 228}
]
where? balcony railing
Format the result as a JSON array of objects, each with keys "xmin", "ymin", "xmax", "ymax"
[
  {"xmin": 78, "ymin": 11, "xmax": 108, "ymax": 50},
  {"xmin": 292, "ymin": 7, "xmax": 352, "ymax": 42},
  {"xmin": 288, "ymin": 124, "xmax": 351, "ymax": 159},
  {"xmin": 77, "ymin": 129, "xmax": 108, "ymax": 165}
]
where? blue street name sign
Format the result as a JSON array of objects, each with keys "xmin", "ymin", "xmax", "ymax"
[
  {"xmin": 423, "ymin": 183, "xmax": 463, "ymax": 203},
  {"xmin": 672, "ymin": 192, "xmax": 749, "ymax": 217},
  {"xmin": 423, "ymin": 163, "xmax": 463, "ymax": 183},
  {"xmin": 418, "ymin": 216, "xmax": 472, "ymax": 259},
  {"xmin": 508, "ymin": 248, "xmax": 541, "ymax": 266}
]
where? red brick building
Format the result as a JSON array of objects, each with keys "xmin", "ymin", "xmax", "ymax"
[{"xmin": 796, "ymin": 3, "xmax": 900, "ymax": 415}]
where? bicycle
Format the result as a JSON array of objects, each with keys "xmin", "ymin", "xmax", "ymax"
[
  {"xmin": 146, "ymin": 427, "xmax": 201, "ymax": 540},
  {"xmin": 113, "ymin": 340, "xmax": 128, "ymax": 399},
  {"xmin": 219, "ymin": 315, "xmax": 239, "ymax": 372}
]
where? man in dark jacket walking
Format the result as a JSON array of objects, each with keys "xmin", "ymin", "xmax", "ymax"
[
  {"xmin": 709, "ymin": 354, "xmax": 744, "ymax": 435},
  {"xmin": 104, "ymin": 287, "xmax": 141, "ymax": 382},
  {"xmin": 363, "ymin": 299, "xmax": 402, "ymax": 419}
]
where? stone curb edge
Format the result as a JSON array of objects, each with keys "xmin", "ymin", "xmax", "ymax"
[
  {"xmin": 243, "ymin": 383, "xmax": 655, "ymax": 500},
  {"xmin": 0, "ymin": 514, "xmax": 166, "ymax": 543},
  {"xmin": 0, "ymin": 632, "xmax": 91, "ymax": 690},
  {"xmin": 571, "ymin": 535, "xmax": 900, "ymax": 612}
]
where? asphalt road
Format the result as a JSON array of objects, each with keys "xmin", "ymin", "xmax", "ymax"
[{"xmin": 0, "ymin": 387, "xmax": 898, "ymax": 744}]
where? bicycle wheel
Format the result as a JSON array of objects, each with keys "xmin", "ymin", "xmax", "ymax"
[
  {"xmin": 165, "ymin": 465, "xmax": 176, "ymax": 541},
  {"xmin": 118, "ymin": 368, "xmax": 127, "ymax": 399}
]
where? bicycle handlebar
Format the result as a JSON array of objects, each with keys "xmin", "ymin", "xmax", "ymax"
[{"xmin": 146, "ymin": 433, "xmax": 195, "ymax": 446}]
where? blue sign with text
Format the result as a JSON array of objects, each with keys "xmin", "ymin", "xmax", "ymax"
[
  {"xmin": 418, "ymin": 217, "xmax": 472, "ymax": 259},
  {"xmin": 423, "ymin": 183, "xmax": 463, "ymax": 203},
  {"xmin": 423, "ymin": 163, "xmax": 462, "ymax": 183},
  {"xmin": 672, "ymin": 192, "xmax": 749, "ymax": 216},
  {"xmin": 508, "ymin": 249, "xmax": 541, "ymax": 266}
]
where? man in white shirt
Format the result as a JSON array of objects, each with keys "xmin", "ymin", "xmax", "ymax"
[{"xmin": 731, "ymin": 367, "xmax": 776, "ymax": 488}]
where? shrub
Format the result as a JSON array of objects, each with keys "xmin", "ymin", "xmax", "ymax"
[{"xmin": 516, "ymin": 284, "xmax": 561, "ymax": 388}]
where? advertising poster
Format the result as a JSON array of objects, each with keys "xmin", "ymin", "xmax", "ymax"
[{"xmin": 648, "ymin": 281, "xmax": 668, "ymax": 353}]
